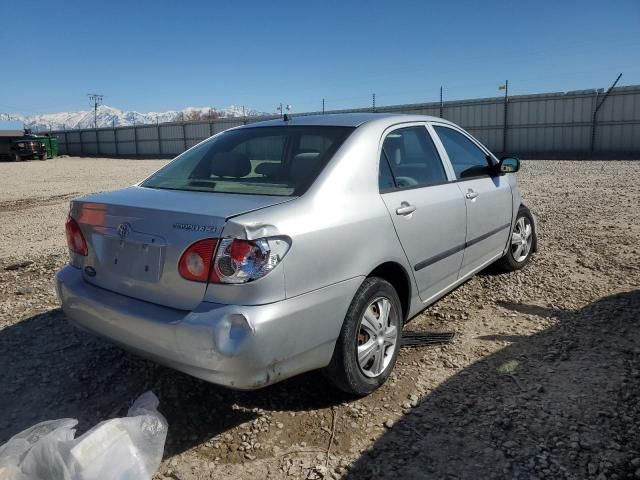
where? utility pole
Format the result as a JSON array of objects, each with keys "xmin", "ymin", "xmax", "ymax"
[
  {"xmin": 87, "ymin": 93, "xmax": 104, "ymax": 129},
  {"xmin": 372, "ymin": 93, "xmax": 376, "ymax": 112},
  {"xmin": 439, "ymin": 86, "xmax": 444, "ymax": 118},
  {"xmin": 322, "ymin": 98, "xmax": 325, "ymax": 114}
]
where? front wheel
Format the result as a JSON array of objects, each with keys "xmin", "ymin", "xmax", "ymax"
[
  {"xmin": 324, "ymin": 277, "xmax": 402, "ymax": 396},
  {"xmin": 496, "ymin": 206, "xmax": 537, "ymax": 271},
  {"xmin": 12, "ymin": 152, "xmax": 21, "ymax": 162},
  {"xmin": 40, "ymin": 153, "xmax": 48, "ymax": 161}
]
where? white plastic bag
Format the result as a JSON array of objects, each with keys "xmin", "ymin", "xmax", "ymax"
[{"xmin": 0, "ymin": 392, "xmax": 167, "ymax": 480}]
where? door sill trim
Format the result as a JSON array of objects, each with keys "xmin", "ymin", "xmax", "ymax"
[{"xmin": 417, "ymin": 251, "xmax": 503, "ymax": 308}]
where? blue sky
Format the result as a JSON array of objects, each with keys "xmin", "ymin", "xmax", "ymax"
[{"xmin": 1, "ymin": 0, "xmax": 639, "ymax": 115}]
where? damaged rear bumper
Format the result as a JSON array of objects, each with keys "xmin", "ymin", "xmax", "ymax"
[{"xmin": 55, "ymin": 265, "xmax": 361, "ymax": 389}]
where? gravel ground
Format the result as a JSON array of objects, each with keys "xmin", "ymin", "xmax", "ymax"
[{"xmin": 0, "ymin": 157, "xmax": 639, "ymax": 480}]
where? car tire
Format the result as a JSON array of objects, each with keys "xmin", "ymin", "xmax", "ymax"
[
  {"xmin": 40, "ymin": 153, "xmax": 48, "ymax": 161},
  {"xmin": 496, "ymin": 205, "xmax": 537, "ymax": 271},
  {"xmin": 12, "ymin": 152, "xmax": 20, "ymax": 162},
  {"xmin": 324, "ymin": 277, "xmax": 403, "ymax": 396}
]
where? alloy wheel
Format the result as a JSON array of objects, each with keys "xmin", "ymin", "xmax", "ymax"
[
  {"xmin": 511, "ymin": 216, "xmax": 533, "ymax": 262},
  {"xmin": 356, "ymin": 297, "xmax": 398, "ymax": 378}
]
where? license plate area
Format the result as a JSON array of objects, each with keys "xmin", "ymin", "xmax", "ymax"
[{"xmin": 96, "ymin": 228, "xmax": 166, "ymax": 282}]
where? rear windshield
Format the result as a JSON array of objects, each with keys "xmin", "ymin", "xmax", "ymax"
[{"xmin": 141, "ymin": 125, "xmax": 354, "ymax": 196}]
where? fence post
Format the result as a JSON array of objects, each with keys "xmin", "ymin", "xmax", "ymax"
[
  {"xmin": 95, "ymin": 128, "xmax": 100, "ymax": 156},
  {"xmin": 502, "ymin": 80, "xmax": 509, "ymax": 154},
  {"xmin": 114, "ymin": 125, "xmax": 119, "ymax": 156},
  {"xmin": 158, "ymin": 124, "xmax": 163, "ymax": 156},
  {"xmin": 133, "ymin": 124, "xmax": 139, "ymax": 157},
  {"xmin": 63, "ymin": 125, "xmax": 69, "ymax": 154},
  {"xmin": 80, "ymin": 131, "xmax": 84, "ymax": 156},
  {"xmin": 182, "ymin": 121, "xmax": 187, "ymax": 152},
  {"xmin": 590, "ymin": 90, "xmax": 600, "ymax": 154}
]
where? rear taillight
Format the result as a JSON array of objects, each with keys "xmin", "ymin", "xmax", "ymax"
[
  {"xmin": 212, "ymin": 237, "xmax": 290, "ymax": 284},
  {"xmin": 178, "ymin": 237, "xmax": 290, "ymax": 284},
  {"xmin": 65, "ymin": 215, "xmax": 88, "ymax": 256},
  {"xmin": 178, "ymin": 239, "xmax": 218, "ymax": 282}
]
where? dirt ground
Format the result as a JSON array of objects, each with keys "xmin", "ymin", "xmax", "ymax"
[{"xmin": 0, "ymin": 157, "xmax": 639, "ymax": 480}]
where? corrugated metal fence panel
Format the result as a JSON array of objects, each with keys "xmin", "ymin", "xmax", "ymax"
[
  {"xmin": 96, "ymin": 129, "xmax": 116, "ymax": 156},
  {"xmin": 115, "ymin": 127, "xmax": 136, "ymax": 155},
  {"xmin": 159, "ymin": 124, "xmax": 185, "ymax": 155},
  {"xmin": 117, "ymin": 127, "xmax": 135, "ymax": 141},
  {"xmin": 185, "ymin": 123, "xmax": 211, "ymax": 148},
  {"xmin": 65, "ymin": 131, "xmax": 82, "ymax": 155},
  {"xmin": 134, "ymin": 126, "xmax": 159, "ymax": 155},
  {"xmin": 596, "ymin": 88, "xmax": 640, "ymax": 153},
  {"xmin": 80, "ymin": 130, "xmax": 98, "ymax": 155},
  {"xmin": 54, "ymin": 133, "xmax": 67, "ymax": 154},
  {"xmin": 136, "ymin": 125, "xmax": 158, "ymax": 140}
]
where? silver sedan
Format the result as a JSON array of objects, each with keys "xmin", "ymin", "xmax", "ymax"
[{"xmin": 56, "ymin": 113, "xmax": 537, "ymax": 396}]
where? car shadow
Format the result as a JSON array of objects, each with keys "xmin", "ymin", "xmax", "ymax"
[
  {"xmin": 0, "ymin": 308, "xmax": 345, "ymax": 456},
  {"xmin": 343, "ymin": 290, "xmax": 640, "ymax": 479}
]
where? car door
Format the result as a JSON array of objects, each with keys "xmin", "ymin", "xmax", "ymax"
[
  {"xmin": 431, "ymin": 124, "xmax": 513, "ymax": 276},
  {"xmin": 379, "ymin": 124, "xmax": 467, "ymax": 303}
]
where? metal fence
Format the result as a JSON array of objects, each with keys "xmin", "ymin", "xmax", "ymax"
[{"xmin": 52, "ymin": 85, "xmax": 640, "ymax": 159}]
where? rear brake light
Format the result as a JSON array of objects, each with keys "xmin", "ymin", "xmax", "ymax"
[
  {"xmin": 212, "ymin": 237, "xmax": 290, "ymax": 284},
  {"xmin": 178, "ymin": 239, "xmax": 218, "ymax": 282},
  {"xmin": 65, "ymin": 215, "xmax": 88, "ymax": 256}
]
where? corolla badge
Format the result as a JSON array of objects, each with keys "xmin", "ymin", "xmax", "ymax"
[
  {"xmin": 172, "ymin": 223, "xmax": 217, "ymax": 233},
  {"xmin": 117, "ymin": 222, "xmax": 132, "ymax": 239}
]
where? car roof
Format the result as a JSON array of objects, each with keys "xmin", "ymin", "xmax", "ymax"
[{"xmin": 240, "ymin": 112, "xmax": 452, "ymax": 128}]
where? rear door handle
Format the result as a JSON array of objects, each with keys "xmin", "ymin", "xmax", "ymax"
[
  {"xmin": 396, "ymin": 202, "xmax": 416, "ymax": 216},
  {"xmin": 465, "ymin": 189, "xmax": 479, "ymax": 200}
]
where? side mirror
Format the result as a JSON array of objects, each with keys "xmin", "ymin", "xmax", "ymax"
[{"xmin": 497, "ymin": 156, "xmax": 520, "ymax": 174}]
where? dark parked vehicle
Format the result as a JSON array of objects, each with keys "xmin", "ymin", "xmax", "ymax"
[{"xmin": 0, "ymin": 135, "xmax": 48, "ymax": 161}]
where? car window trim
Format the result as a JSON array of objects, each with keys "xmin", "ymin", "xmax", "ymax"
[
  {"xmin": 428, "ymin": 122, "xmax": 499, "ymax": 181},
  {"xmin": 379, "ymin": 147, "xmax": 399, "ymax": 192},
  {"xmin": 377, "ymin": 122, "xmax": 453, "ymax": 194}
]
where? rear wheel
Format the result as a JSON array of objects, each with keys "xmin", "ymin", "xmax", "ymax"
[
  {"xmin": 325, "ymin": 277, "xmax": 402, "ymax": 396},
  {"xmin": 496, "ymin": 206, "xmax": 536, "ymax": 271},
  {"xmin": 12, "ymin": 152, "xmax": 20, "ymax": 162},
  {"xmin": 40, "ymin": 152, "xmax": 48, "ymax": 161}
]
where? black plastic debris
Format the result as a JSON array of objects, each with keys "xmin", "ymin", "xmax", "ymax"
[{"xmin": 401, "ymin": 331, "xmax": 455, "ymax": 348}]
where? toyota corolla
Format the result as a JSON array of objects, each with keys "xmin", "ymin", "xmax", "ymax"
[{"xmin": 56, "ymin": 113, "xmax": 537, "ymax": 396}]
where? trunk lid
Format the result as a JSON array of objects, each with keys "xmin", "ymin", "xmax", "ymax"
[{"xmin": 71, "ymin": 186, "xmax": 293, "ymax": 310}]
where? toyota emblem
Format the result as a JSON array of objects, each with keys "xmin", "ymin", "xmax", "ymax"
[{"xmin": 117, "ymin": 222, "xmax": 132, "ymax": 239}]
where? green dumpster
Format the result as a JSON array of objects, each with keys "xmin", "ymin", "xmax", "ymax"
[{"xmin": 34, "ymin": 135, "xmax": 59, "ymax": 158}]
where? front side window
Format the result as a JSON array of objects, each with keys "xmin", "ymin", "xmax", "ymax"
[
  {"xmin": 142, "ymin": 126, "xmax": 354, "ymax": 196},
  {"xmin": 433, "ymin": 126, "xmax": 492, "ymax": 179},
  {"xmin": 379, "ymin": 126, "xmax": 447, "ymax": 190}
]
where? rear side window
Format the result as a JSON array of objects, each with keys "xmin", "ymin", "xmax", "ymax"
[
  {"xmin": 141, "ymin": 126, "xmax": 354, "ymax": 196},
  {"xmin": 433, "ymin": 126, "xmax": 492, "ymax": 179},
  {"xmin": 379, "ymin": 126, "xmax": 447, "ymax": 190}
]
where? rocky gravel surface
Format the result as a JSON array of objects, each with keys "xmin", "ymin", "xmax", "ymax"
[{"xmin": 0, "ymin": 158, "xmax": 638, "ymax": 479}]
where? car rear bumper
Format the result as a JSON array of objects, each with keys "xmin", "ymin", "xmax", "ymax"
[{"xmin": 55, "ymin": 265, "xmax": 361, "ymax": 389}]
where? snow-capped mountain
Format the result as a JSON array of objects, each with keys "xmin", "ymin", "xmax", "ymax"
[{"xmin": 0, "ymin": 105, "xmax": 268, "ymax": 131}]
